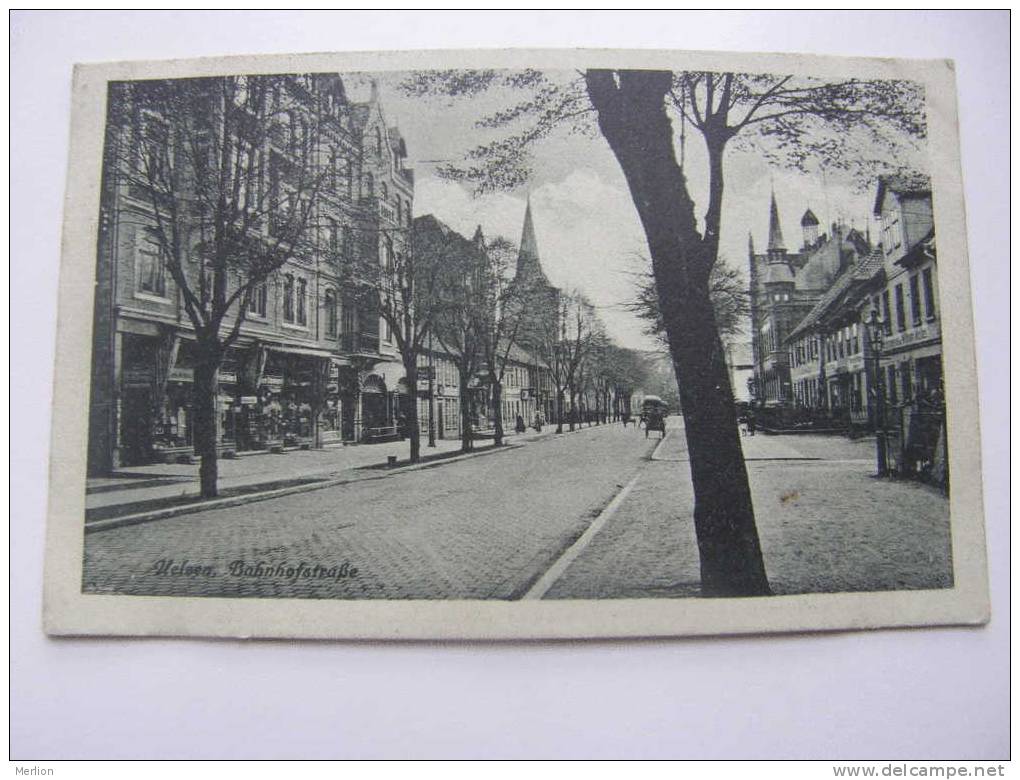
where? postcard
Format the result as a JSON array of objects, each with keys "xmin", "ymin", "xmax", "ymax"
[{"xmin": 43, "ymin": 48, "xmax": 988, "ymax": 639}]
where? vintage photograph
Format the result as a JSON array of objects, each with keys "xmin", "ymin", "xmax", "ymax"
[{"xmin": 44, "ymin": 48, "xmax": 988, "ymax": 638}]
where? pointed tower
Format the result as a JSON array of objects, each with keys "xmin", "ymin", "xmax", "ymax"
[
  {"xmin": 516, "ymin": 196, "xmax": 550, "ymax": 286},
  {"xmin": 767, "ymin": 190, "xmax": 786, "ymax": 257}
]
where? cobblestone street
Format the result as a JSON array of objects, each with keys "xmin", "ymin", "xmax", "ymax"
[
  {"xmin": 83, "ymin": 418, "xmax": 953, "ymax": 600},
  {"xmin": 83, "ymin": 424, "xmax": 656, "ymax": 599}
]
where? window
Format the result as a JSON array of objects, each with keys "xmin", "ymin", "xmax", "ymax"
[
  {"xmin": 887, "ymin": 365, "xmax": 898, "ymax": 404},
  {"xmin": 922, "ymin": 268, "xmax": 936, "ymax": 320},
  {"xmin": 406, "ymin": 201, "xmax": 413, "ymax": 226},
  {"xmin": 283, "ymin": 274, "xmax": 295, "ymax": 322},
  {"xmin": 249, "ymin": 281, "xmax": 267, "ymax": 318},
  {"xmin": 851, "ymin": 323, "xmax": 859, "ymax": 354},
  {"xmin": 881, "ymin": 290, "xmax": 892, "ymax": 335},
  {"xmin": 380, "ymin": 182, "xmax": 389, "ymax": 201},
  {"xmin": 364, "ymin": 172, "xmax": 374, "ymax": 198},
  {"xmin": 324, "ymin": 290, "xmax": 337, "ymax": 337},
  {"xmin": 297, "ymin": 278, "xmax": 307, "ymax": 325},
  {"xmin": 894, "ymin": 284, "xmax": 906, "ymax": 332},
  {"xmin": 374, "ymin": 127, "xmax": 383, "ymax": 157},
  {"xmin": 383, "ymin": 236, "xmax": 394, "ymax": 273},
  {"xmin": 395, "ymin": 198, "xmax": 402, "ymax": 224},
  {"xmin": 909, "ymin": 274, "xmax": 922, "ymax": 326},
  {"xmin": 346, "ymin": 163, "xmax": 354, "ymax": 198},
  {"xmin": 137, "ymin": 235, "xmax": 167, "ymax": 297},
  {"xmin": 327, "ymin": 219, "xmax": 339, "ymax": 255},
  {"xmin": 342, "ymin": 226, "xmax": 354, "ymax": 259},
  {"xmin": 328, "ymin": 152, "xmax": 338, "ymax": 189},
  {"xmin": 901, "ymin": 363, "xmax": 913, "ymax": 401}
]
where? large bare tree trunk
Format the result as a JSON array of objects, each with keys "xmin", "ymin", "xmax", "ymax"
[
  {"xmin": 587, "ymin": 69, "xmax": 770, "ymax": 597},
  {"xmin": 193, "ymin": 344, "xmax": 221, "ymax": 499}
]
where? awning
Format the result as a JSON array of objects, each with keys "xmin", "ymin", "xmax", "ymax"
[{"xmin": 265, "ymin": 344, "xmax": 335, "ymax": 359}]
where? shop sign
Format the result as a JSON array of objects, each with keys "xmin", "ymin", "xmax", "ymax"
[
  {"xmin": 219, "ymin": 371, "xmax": 237, "ymax": 384},
  {"xmin": 262, "ymin": 375, "xmax": 284, "ymax": 388},
  {"xmin": 123, "ymin": 367, "xmax": 152, "ymax": 384},
  {"xmin": 417, "ymin": 379, "xmax": 431, "ymax": 391},
  {"xmin": 520, "ymin": 389, "xmax": 531, "ymax": 401},
  {"xmin": 169, "ymin": 367, "xmax": 194, "ymax": 382},
  {"xmin": 239, "ymin": 396, "xmax": 259, "ymax": 405}
]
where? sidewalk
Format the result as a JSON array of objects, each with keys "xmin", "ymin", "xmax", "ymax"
[{"xmin": 85, "ymin": 423, "xmax": 590, "ymax": 520}]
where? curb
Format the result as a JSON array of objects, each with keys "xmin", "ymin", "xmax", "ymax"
[{"xmin": 84, "ymin": 437, "xmax": 534, "ymax": 534}]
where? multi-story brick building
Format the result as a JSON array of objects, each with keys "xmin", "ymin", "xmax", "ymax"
[
  {"xmin": 87, "ymin": 73, "xmax": 413, "ymax": 473},
  {"xmin": 748, "ymin": 192, "xmax": 871, "ymax": 406}
]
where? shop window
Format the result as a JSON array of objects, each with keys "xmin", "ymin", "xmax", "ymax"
[
  {"xmin": 297, "ymin": 278, "xmax": 308, "ymax": 326},
  {"xmin": 283, "ymin": 274, "xmax": 295, "ymax": 322},
  {"xmin": 922, "ymin": 268, "xmax": 936, "ymax": 321},
  {"xmin": 137, "ymin": 235, "xmax": 167, "ymax": 298},
  {"xmin": 894, "ymin": 284, "xmax": 906, "ymax": 332},
  {"xmin": 909, "ymin": 274, "xmax": 922, "ymax": 326}
]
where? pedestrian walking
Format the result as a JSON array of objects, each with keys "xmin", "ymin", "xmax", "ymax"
[{"xmin": 515, "ymin": 414, "xmax": 526, "ymax": 434}]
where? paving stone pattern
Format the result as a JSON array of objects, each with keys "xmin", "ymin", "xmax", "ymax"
[
  {"xmin": 83, "ymin": 424, "xmax": 655, "ymax": 600},
  {"xmin": 546, "ymin": 419, "xmax": 952, "ymax": 598}
]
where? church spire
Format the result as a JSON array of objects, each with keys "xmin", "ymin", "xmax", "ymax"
[
  {"xmin": 767, "ymin": 190, "xmax": 786, "ymax": 253},
  {"xmin": 516, "ymin": 195, "xmax": 549, "ymax": 284}
]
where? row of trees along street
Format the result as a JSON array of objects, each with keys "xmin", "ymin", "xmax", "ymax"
[
  {"xmin": 111, "ymin": 66, "xmax": 925, "ymax": 598},
  {"xmin": 403, "ymin": 67, "xmax": 926, "ymax": 597},
  {"xmin": 108, "ymin": 72, "xmax": 652, "ymax": 503}
]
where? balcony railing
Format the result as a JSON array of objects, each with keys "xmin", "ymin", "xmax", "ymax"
[{"xmin": 340, "ymin": 332, "xmax": 380, "ymax": 355}]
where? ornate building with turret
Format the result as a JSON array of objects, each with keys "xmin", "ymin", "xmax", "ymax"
[{"xmin": 748, "ymin": 192, "xmax": 871, "ymax": 406}]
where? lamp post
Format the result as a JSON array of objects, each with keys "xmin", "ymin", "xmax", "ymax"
[
  {"xmin": 427, "ymin": 327, "xmax": 436, "ymax": 447},
  {"xmin": 867, "ymin": 310, "xmax": 888, "ymax": 477}
]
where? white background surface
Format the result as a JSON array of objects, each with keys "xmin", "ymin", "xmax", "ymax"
[{"xmin": 10, "ymin": 11, "xmax": 1009, "ymax": 759}]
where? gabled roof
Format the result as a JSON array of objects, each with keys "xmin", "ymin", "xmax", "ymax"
[
  {"xmin": 896, "ymin": 227, "xmax": 936, "ymax": 268},
  {"xmin": 786, "ymin": 250, "xmax": 885, "ymax": 342},
  {"xmin": 873, "ymin": 172, "xmax": 932, "ymax": 216},
  {"xmin": 387, "ymin": 126, "xmax": 407, "ymax": 157}
]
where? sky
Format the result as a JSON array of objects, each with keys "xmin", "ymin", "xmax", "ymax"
[{"xmin": 345, "ymin": 71, "xmax": 927, "ymax": 352}]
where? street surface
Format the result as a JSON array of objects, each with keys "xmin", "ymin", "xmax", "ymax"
[{"xmin": 83, "ymin": 418, "xmax": 953, "ymax": 599}]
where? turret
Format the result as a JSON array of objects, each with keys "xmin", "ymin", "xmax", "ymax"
[{"xmin": 800, "ymin": 208, "xmax": 820, "ymax": 249}]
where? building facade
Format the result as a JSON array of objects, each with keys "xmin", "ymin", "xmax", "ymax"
[
  {"xmin": 748, "ymin": 192, "xmax": 871, "ymax": 406},
  {"xmin": 88, "ymin": 73, "xmax": 414, "ymax": 473}
]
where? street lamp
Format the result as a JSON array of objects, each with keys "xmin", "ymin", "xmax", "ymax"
[
  {"xmin": 866, "ymin": 309, "xmax": 888, "ymax": 477},
  {"xmin": 427, "ymin": 328, "xmax": 436, "ymax": 447}
]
